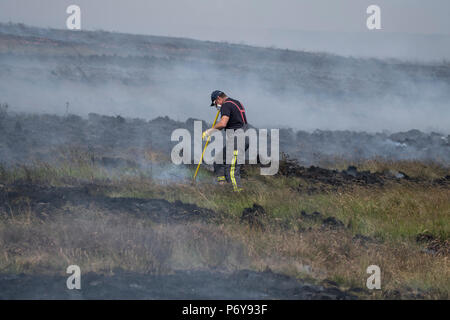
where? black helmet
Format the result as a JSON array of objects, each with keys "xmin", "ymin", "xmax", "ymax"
[{"xmin": 210, "ymin": 90, "xmax": 223, "ymax": 106}]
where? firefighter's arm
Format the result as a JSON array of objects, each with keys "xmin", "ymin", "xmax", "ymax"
[
  {"xmin": 214, "ymin": 115, "xmax": 229, "ymax": 130},
  {"xmin": 202, "ymin": 116, "xmax": 229, "ymax": 140}
]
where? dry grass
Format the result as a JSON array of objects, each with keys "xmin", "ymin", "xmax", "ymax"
[
  {"xmin": 0, "ymin": 207, "xmax": 173, "ymax": 275},
  {"xmin": 0, "ymin": 156, "xmax": 449, "ymax": 299},
  {"xmin": 223, "ymin": 224, "xmax": 449, "ymax": 299},
  {"xmin": 1, "ymin": 204, "xmax": 447, "ymax": 298}
]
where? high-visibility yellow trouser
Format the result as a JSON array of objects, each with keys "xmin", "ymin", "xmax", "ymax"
[
  {"xmin": 230, "ymin": 150, "xmax": 238, "ymax": 190},
  {"xmin": 214, "ymin": 134, "xmax": 249, "ymax": 191}
]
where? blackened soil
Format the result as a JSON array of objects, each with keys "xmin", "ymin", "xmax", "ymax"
[
  {"xmin": 0, "ymin": 269, "xmax": 356, "ymax": 300},
  {"xmin": 0, "ymin": 183, "xmax": 219, "ymax": 223},
  {"xmin": 279, "ymin": 161, "xmax": 384, "ymax": 187},
  {"xmin": 278, "ymin": 156, "xmax": 449, "ymax": 189}
]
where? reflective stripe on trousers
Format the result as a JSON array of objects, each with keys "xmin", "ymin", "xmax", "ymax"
[
  {"xmin": 230, "ymin": 150, "xmax": 239, "ymax": 191},
  {"xmin": 213, "ymin": 125, "xmax": 249, "ymax": 191}
]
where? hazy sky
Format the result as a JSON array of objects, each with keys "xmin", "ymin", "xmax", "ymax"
[
  {"xmin": 1, "ymin": 0, "xmax": 449, "ymax": 35},
  {"xmin": 1, "ymin": 0, "xmax": 450, "ymax": 60}
]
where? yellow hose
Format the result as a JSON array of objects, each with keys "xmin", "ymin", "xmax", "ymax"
[{"xmin": 193, "ymin": 108, "xmax": 221, "ymax": 181}]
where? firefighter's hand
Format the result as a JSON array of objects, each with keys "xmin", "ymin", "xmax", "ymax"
[{"xmin": 202, "ymin": 128, "xmax": 215, "ymax": 141}]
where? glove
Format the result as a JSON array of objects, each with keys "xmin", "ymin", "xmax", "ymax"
[{"xmin": 202, "ymin": 128, "xmax": 216, "ymax": 141}]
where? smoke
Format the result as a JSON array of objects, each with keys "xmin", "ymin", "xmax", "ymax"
[
  {"xmin": 0, "ymin": 23, "xmax": 449, "ymax": 167},
  {"xmin": 1, "ymin": 23, "xmax": 450, "ymax": 135}
]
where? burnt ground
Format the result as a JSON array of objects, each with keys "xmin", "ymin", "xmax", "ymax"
[
  {"xmin": 0, "ymin": 108, "xmax": 449, "ymax": 169},
  {"xmin": 0, "ymin": 269, "xmax": 356, "ymax": 300},
  {"xmin": 277, "ymin": 154, "xmax": 450, "ymax": 191},
  {"xmin": 0, "ymin": 183, "xmax": 220, "ymax": 224}
]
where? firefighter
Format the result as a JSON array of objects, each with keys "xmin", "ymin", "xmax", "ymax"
[{"xmin": 203, "ymin": 90, "xmax": 249, "ymax": 191}]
